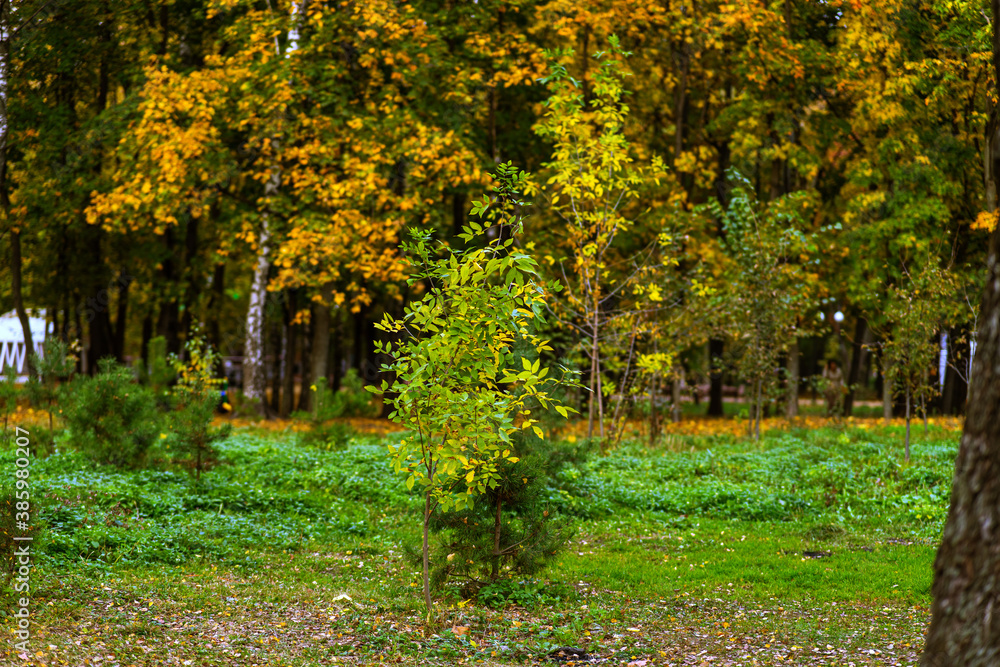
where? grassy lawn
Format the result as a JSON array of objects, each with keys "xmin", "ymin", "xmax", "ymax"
[{"xmin": 2, "ymin": 419, "xmax": 956, "ymax": 666}]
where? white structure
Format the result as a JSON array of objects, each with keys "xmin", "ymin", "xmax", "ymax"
[{"xmin": 0, "ymin": 310, "xmax": 46, "ymax": 380}]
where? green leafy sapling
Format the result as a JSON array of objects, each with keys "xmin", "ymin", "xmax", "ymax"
[
  {"xmin": 369, "ymin": 162, "xmax": 577, "ymax": 622},
  {"xmin": 169, "ymin": 331, "xmax": 231, "ymax": 480}
]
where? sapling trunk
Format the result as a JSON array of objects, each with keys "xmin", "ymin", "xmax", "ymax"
[
  {"xmin": 587, "ymin": 344, "xmax": 596, "ymax": 438},
  {"xmin": 491, "ymin": 495, "xmax": 502, "ymax": 580},
  {"xmin": 755, "ymin": 379, "xmax": 762, "ymax": 441},
  {"xmin": 672, "ymin": 373, "xmax": 681, "ymax": 424},
  {"xmin": 905, "ymin": 386, "xmax": 911, "ymax": 463},
  {"xmin": 921, "ymin": 393, "xmax": 928, "ymax": 436},
  {"xmin": 596, "ymin": 353, "xmax": 605, "ymax": 441},
  {"xmin": 648, "ymin": 371, "xmax": 659, "ymax": 446},
  {"xmin": 422, "ymin": 490, "xmax": 432, "ymax": 623}
]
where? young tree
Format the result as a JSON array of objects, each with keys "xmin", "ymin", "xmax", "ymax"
[
  {"xmin": 703, "ymin": 171, "xmax": 816, "ymax": 440},
  {"xmin": 169, "ymin": 331, "xmax": 231, "ymax": 481},
  {"xmin": 529, "ymin": 37, "xmax": 668, "ymax": 440},
  {"xmin": 877, "ymin": 261, "xmax": 961, "ymax": 462},
  {"xmin": 370, "ymin": 163, "xmax": 573, "ymax": 622}
]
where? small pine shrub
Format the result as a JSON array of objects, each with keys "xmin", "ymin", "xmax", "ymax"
[
  {"xmin": 421, "ymin": 445, "xmax": 573, "ymax": 596},
  {"xmin": 62, "ymin": 358, "xmax": 160, "ymax": 467}
]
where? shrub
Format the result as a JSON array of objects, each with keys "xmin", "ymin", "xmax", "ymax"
[
  {"xmin": 167, "ymin": 333, "xmax": 231, "ymax": 480},
  {"xmin": 62, "ymin": 359, "xmax": 160, "ymax": 467},
  {"xmin": 422, "ymin": 446, "xmax": 573, "ymax": 596},
  {"xmin": 326, "ymin": 371, "xmax": 378, "ymax": 418},
  {"xmin": 297, "ymin": 421, "xmax": 357, "ymax": 451}
]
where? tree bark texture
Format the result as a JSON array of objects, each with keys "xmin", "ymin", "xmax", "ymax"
[
  {"xmin": 921, "ymin": 229, "xmax": 1000, "ymax": 662},
  {"xmin": 922, "ymin": 4, "xmax": 1000, "ymax": 660}
]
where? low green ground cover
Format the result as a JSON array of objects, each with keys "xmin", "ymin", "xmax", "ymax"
[{"xmin": 2, "ymin": 422, "xmax": 952, "ymax": 665}]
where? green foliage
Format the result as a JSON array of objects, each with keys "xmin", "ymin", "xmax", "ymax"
[
  {"xmin": 0, "ymin": 365, "xmax": 19, "ymax": 432},
  {"xmin": 877, "ymin": 260, "xmax": 963, "ymax": 460},
  {"xmin": 0, "ymin": 477, "xmax": 40, "ymax": 585},
  {"xmin": 167, "ymin": 333, "xmax": 231, "ymax": 480},
  {"xmin": 18, "ymin": 434, "xmax": 394, "ymax": 570},
  {"xmin": 297, "ymin": 421, "xmax": 358, "ymax": 451},
  {"xmin": 372, "ymin": 162, "xmax": 574, "ymax": 511},
  {"xmin": 371, "ymin": 161, "xmax": 575, "ymax": 618},
  {"xmin": 423, "ymin": 447, "xmax": 573, "ymax": 595},
  {"xmin": 144, "ymin": 336, "xmax": 175, "ymax": 408},
  {"xmin": 306, "ymin": 371, "xmax": 377, "ymax": 421},
  {"xmin": 62, "ymin": 359, "xmax": 160, "ymax": 468},
  {"xmin": 703, "ymin": 171, "xmax": 817, "ymax": 438},
  {"xmin": 475, "ymin": 578, "xmax": 576, "ymax": 609},
  {"xmin": 529, "ymin": 38, "xmax": 672, "ymax": 441}
]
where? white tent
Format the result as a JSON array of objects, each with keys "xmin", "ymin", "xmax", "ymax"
[{"xmin": 0, "ymin": 310, "xmax": 47, "ymax": 380}]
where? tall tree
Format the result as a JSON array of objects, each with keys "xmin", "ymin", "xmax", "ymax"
[{"xmin": 921, "ymin": 0, "xmax": 1000, "ymax": 662}]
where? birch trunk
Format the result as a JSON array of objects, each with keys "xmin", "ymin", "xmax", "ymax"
[{"xmin": 243, "ymin": 1, "xmax": 305, "ymax": 409}]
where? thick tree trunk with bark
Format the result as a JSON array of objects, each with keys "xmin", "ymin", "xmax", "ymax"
[
  {"xmin": 921, "ymin": 229, "xmax": 1000, "ymax": 662},
  {"xmin": 922, "ymin": 4, "xmax": 1000, "ymax": 660}
]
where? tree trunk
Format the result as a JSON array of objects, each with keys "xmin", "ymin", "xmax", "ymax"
[
  {"xmin": 281, "ymin": 291, "xmax": 298, "ymax": 418},
  {"xmin": 587, "ymin": 328, "xmax": 598, "ymax": 438},
  {"xmin": 329, "ymin": 306, "xmax": 343, "ymax": 392},
  {"xmin": 843, "ymin": 317, "xmax": 867, "ymax": 416},
  {"xmin": 422, "ymin": 490, "xmax": 433, "ymax": 623},
  {"xmin": 883, "ymin": 362, "xmax": 893, "ymax": 423},
  {"xmin": 297, "ymin": 311, "xmax": 311, "ymax": 413},
  {"xmin": 786, "ymin": 338, "xmax": 799, "ymax": 418},
  {"xmin": 922, "ymin": 6, "xmax": 1000, "ymax": 659},
  {"xmin": 269, "ymin": 303, "xmax": 283, "ymax": 415},
  {"xmin": 208, "ymin": 263, "xmax": 225, "ymax": 351},
  {"xmin": 708, "ymin": 338, "xmax": 725, "ymax": 416},
  {"xmin": 10, "ymin": 231, "xmax": 37, "ymax": 379},
  {"xmin": 243, "ymin": 213, "xmax": 272, "ymax": 410},
  {"xmin": 307, "ymin": 287, "xmax": 332, "ymax": 411},
  {"xmin": 1, "ymin": 0, "xmax": 36, "ymax": 381},
  {"xmin": 86, "ymin": 230, "xmax": 116, "ymax": 369},
  {"xmin": 671, "ymin": 369, "xmax": 682, "ymax": 424},
  {"xmin": 905, "ymin": 386, "xmax": 911, "ymax": 463},
  {"xmin": 648, "ymin": 371, "xmax": 659, "ymax": 446},
  {"xmin": 113, "ymin": 273, "xmax": 129, "ymax": 361},
  {"xmin": 491, "ymin": 495, "xmax": 502, "ymax": 580},
  {"xmin": 755, "ymin": 379, "xmax": 762, "ymax": 441}
]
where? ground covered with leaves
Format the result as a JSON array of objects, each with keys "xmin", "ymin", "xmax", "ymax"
[{"xmin": 2, "ymin": 419, "xmax": 956, "ymax": 665}]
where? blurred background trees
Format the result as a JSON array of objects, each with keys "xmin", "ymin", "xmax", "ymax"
[{"xmin": 0, "ymin": 0, "xmax": 991, "ymax": 427}]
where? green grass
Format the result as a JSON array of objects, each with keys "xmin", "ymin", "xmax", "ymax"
[{"xmin": 1, "ymin": 421, "xmax": 953, "ymax": 665}]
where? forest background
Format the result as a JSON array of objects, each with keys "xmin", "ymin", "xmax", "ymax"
[{"xmin": 1, "ymin": 0, "xmax": 994, "ymax": 429}]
